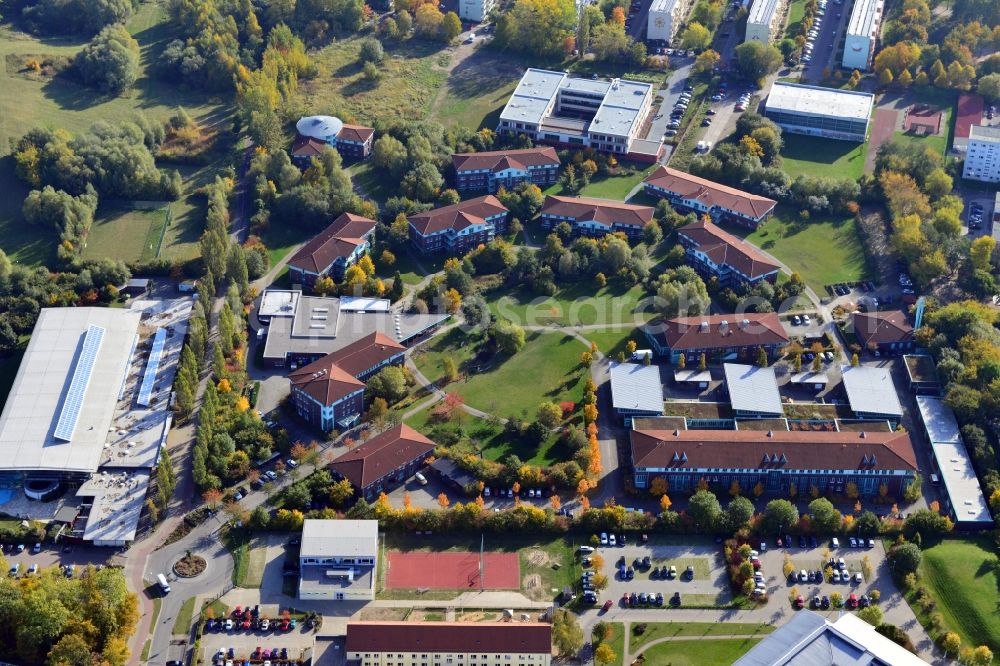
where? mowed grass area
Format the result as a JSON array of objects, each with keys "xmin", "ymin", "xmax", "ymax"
[
  {"xmin": 596, "ymin": 622, "xmax": 626, "ymax": 666},
  {"xmin": 82, "ymin": 205, "xmax": 169, "ymax": 263},
  {"xmin": 0, "ymin": 4, "xmax": 233, "ymax": 265},
  {"xmin": 779, "ymin": 134, "xmax": 867, "ymax": 181},
  {"xmin": 428, "ymin": 48, "xmax": 525, "ymax": 130},
  {"xmin": 726, "ymin": 207, "xmax": 872, "ymax": 290},
  {"xmin": 581, "ymin": 327, "xmax": 646, "ymax": 360},
  {"xmin": 784, "ymin": 0, "xmax": 809, "ymax": 38},
  {"xmin": 918, "ymin": 538, "xmax": 1000, "ymax": 655},
  {"xmin": 544, "ymin": 163, "xmax": 657, "ymax": 201},
  {"xmin": 634, "ymin": 638, "xmax": 761, "ymax": 664},
  {"xmin": 413, "ymin": 329, "xmax": 589, "ymax": 420},
  {"xmin": 299, "ymin": 37, "xmax": 447, "ymax": 127},
  {"xmin": 172, "ymin": 596, "xmax": 196, "ymax": 635},
  {"xmin": 891, "ymin": 131, "xmax": 948, "ymax": 157},
  {"xmin": 486, "ymin": 278, "xmax": 653, "ymax": 327},
  {"xmin": 629, "ymin": 622, "xmax": 773, "ymax": 656}
]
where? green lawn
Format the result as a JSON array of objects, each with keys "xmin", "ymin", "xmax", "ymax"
[
  {"xmin": 629, "ymin": 622, "xmax": 773, "ymax": 656},
  {"xmin": 784, "ymin": 0, "xmax": 809, "ymax": 37},
  {"xmin": 634, "ymin": 638, "xmax": 761, "ymax": 664},
  {"xmin": 261, "ymin": 223, "xmax": 313, "ymax": 269},
  {"xmin": 428, "ymin": 48, "xmax": 525, "ymax": 130},
  {"xmin": 413, "ymin": 329, "xmax": 589, "ymax": 420},
  {"xmin": 581, "ymin": 327, "xmax": 646, "ymax": 360},
  {"xmin": 891, "ymin": 131, "xmax": 948, "ymax": 157},
  {"xmin": 726, "ymin": 207, "xmax": 872, "ymax": 291},
  {"xmin": 544, "ymin": 163, "xmax": 657, "ymax": 201},
  {"xmin": 596, "ymin": 622, "xmax": 626, "ymax": 666},
  {"xmin": 222, "ymin": 527, "xmax": 250, "ymax": 587},
  {"xmin": 486, "ymin": 278, "xmax": 653, "ymax": 327},
  {"xmin": 82, "ymin": 205, "xmax": 169, "ymax": 263},
  {"xmin": 918, "ymin": 538, "xmax": 1000, "ymax": 655},
  {"xmin": 779, "ymin": 134, "xmax": 867, "ymax": 181},
  {"xmin": 172, "ymin": 596, "xmax": 196, "ymax": 636}
]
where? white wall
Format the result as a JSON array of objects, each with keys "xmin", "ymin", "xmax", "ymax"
[{"xmin": 842, "ymin": 34, "xmax": 873, "ymax": 70}]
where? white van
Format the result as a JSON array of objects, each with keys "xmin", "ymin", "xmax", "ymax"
[
  {"xmin": 415, "ymin": 472, "xmax": 428, "ymax": 486},
  {"xmin": 157, "ymin": 573, "xmax": 171, "ymax": 595}
]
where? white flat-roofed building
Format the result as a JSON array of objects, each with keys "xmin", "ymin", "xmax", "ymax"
[
  {"xmin": 744, "ymin": 0, "xmax": 786, "ymax": 43},
  {"xmin": 299, "ymin": 519, "xmax": 378, "ymax": 600},
  {"xmin": 458, "ymin": 0, "xmax": 495, "ymax": 21},
  {"xmin": 843, "ymin": 0, "xmax": 884, "ymax": 70},
  {"xmin": 498, "ymin": 69, "xmax": 656, "ymax": 158},
  {"xmin": 915, "ymin": 396, "xmax": 991, "ymax": 529},
  {"xmin": 962, "ymin": 125, "xmax": 1000, "ymax": 184},
  {"xmin": 647, "ymin": 0, "xmax": 689, "ymax": 43},
  {"xmin": 763, "ymin": 82, "xmax": 874, "ymax": 141},
  {"xmin": 610, "ymin": 362, "xmax": 664, "ymax": 425},
  {"xmin": 257, "ymin": 289, "xmax": 300, "ymax": 323},
  {"xmin": 0, "ymin": 308, "xmax": 141, "ymax": 476},
  {"xmin": 723, "ymin": 363, "xmax": 783, "ymax": 418},
  {"xmin": 840, "ymin": 365, "xmax": 903, "ymax": 421}
]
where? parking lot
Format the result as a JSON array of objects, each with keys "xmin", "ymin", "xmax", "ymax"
[
  {"xmin": 802, "ymin": 0, "xmax": 848, "ymax": 79},
  {"xmin": 199, "ymin": 616, "xmax": 315, "ymax": 665},
  {"xmin": 2, "ymin": 542, "xmax": 114, "ymax": 578},
  {"xmin": 963, "ymin": 191, "xmax": 995, "ymax": 238}
]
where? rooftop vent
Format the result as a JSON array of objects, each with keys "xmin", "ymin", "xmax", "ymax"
[
  {"xmin": 699, "ymin": 321, "xmax": 709, "ymax": 332},
  {"xmin": 741, "ymin": 318, "xmax": 750, "ymax": 328}
]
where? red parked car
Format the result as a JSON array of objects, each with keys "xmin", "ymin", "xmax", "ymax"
[
  {"xmin": 794, "ymin": 595, "xmax": 805, "ymax": 609},
  {"xmin": 602, "ymin": 600, "xmax": 613, "ymax": 612}
]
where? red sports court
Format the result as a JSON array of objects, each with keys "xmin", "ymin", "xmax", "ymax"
[{"xmin": 385, "ymin": 551, "xmax": 520, "ymax": 590}]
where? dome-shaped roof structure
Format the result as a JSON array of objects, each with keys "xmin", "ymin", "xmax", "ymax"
[{"xmin": 296, "ymin": 115, "xmax": 344, "ymax": 140}]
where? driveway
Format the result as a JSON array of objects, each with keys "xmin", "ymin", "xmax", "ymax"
[
  {"xmin": 802, "ymin": 0, "xmax": 849, "ymax": 80},
  {"xmin": 645, "ymin": 59, "xmax": 694, "ymax": 151}
]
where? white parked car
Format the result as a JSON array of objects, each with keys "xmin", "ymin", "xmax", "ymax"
[{"xmin": 600, "ymin": 532, "xmax": 609, "ymax": 545}]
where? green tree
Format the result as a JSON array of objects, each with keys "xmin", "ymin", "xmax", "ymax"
[
  {"xmin": 680, "ymin": 22, "xmax": 712, "ymax": 50},
  {"xmin": 537, "ymin": 401, "xmax": 563, "ymax": 428},
  {"xmin": 496, "ymin": 0, "xmax": 577, "ymax": 57},
  {"xmin": 440, "ymin": 11, "xmax": 462, "ymax": 41},
  {"xmin": 725, "ymin": 495, "xmax": 755, "ymax": 531},
  {"xmin": 979, "ymin": 73, "xmax": 1000, "ymax": 101},
  {"xmin": 366, "ymin": 366, "xmax": 408, "ymax": 403},
  {"xmin": 551, "ymin": 608, "xmax": 584, "ymax": 657},
  {"xmin": 688, "ymin": 489, "xmax": 722, "ymax": 531},
  {"xmin": 857, "ymin": 605, "xmax": 883, "ymax": 626},
  {"xmin": 75, "ymin": 23, "xmax": 141, "ymax": 94},
  {"xmin": 761, "ymin": 499, "xmax": 799, "ymax": 534},
  {"xmin": 970, "ymin": 236, "xmax": 995, "ymax": 272},
  {"xmin": 493, "ymin": 319, "xmax": 526, "ymax": 355},
  {"xmin": 808, "ymin": 497, "xmax": 843, "ymax": 533},
  {"xmin": 734, "ymin": 41, "xmax": 783, "ymax": 83},
  {"xmin": 887, "ymin": 542, "xmax": 922, "ymax": 576},
  {"xmin": 359, "ymin": 37, "xmax": 385, "ymax": 63},
  {"xmin": 329, "ymin": 478, "xmax": 355, "ymax": 507}
]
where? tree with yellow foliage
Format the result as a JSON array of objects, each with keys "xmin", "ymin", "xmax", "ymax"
[
  {"xmin": 217, "ymin": 378, "xmax": 232, "ymax": 393},
  {"xmin": 235, "ymin": 396, "xmax": 250, "ymax": 412},
  {"xmin": 660, "ymin": 494, "xmax": 672, "ymax": 512},
  {"xmin": 649, "ymin": 476, "xmax": 668, "ymax": 496},
  {"xmin": 357, "ymin": 254, "xmax": 376, "ymax": 277}
]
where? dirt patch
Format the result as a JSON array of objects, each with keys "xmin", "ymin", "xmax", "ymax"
[
  {"xmin": 173, "ymin": 554, "xmax": 207, "ymax": 578},
  {"xmin": 525, "ymin": 549, "xmax": 550, "ymax": 567},
  {"xmin": 358, "ymin": 607, "xmax": 410, "ymax": 621},
  {"xmin": 523, "ymin": 573, "xmax": 542, "ymax": 591}
]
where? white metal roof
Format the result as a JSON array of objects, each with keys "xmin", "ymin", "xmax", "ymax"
[
  {"xmin": 610, "ymin": 362, "xmax": 664, "ymax": 414},
  {"xmin": 723, "ymin": 363, "xmax": 783, "ymax": 415},
  {"xmin": 296, "ymin": 115, "xmax": 343, "ymax": 140},
  {"xmin": 77, "ymin": 469, "xmax": 151, "ymax": 545},
  {"xmin": 839, "ymin": 365, "xmax": 903, "ymax": 417},
  {"xmin": 592, "ymin": 79, "xmax": 653, "ymax": 138},
  {"xmin": 0, "ymin": 308, "xmax": 141, "ymax": 474},
  {"xmin": 259, "ymin": 289, "xmax": 301, "ymax": 318},
  {"xmin": 499, "ymin": 69, "xmax": 565, "ymax": 126},
  {"xmin": 340, "ymin": 296, "xmax": 391, "ymax": 312},
  {"xmin": 766, "ymin": 82, "xmax": 874, "ymax": 122},
  {"xmin": 747, "ymin": 0, "xmax": 781, "ymax": 27},
  {"xmin": 969, "ymin": 124, "xmax": 1000, "ymax": 142},
  {"xmin": 649, "ymin": 0, "xmax": 679, "ymax": 13},
  {"xmin": 301, "ymin": 519, "xmax": 378, "ymax": 558},
  {"xmin": 847, "ymin": 0, "xmax": 883, "ymax": 38},
  {"xmin": 915, "ymin": 395, "xmax": 961, "ymax": 444},
  {"xmin": 789, "ymin": 371, "xmax": 829, "ymax": 385}
]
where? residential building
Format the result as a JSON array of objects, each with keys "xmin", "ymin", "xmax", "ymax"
[
  {"xmin": 286, "ymin": 213, "xmax": 377, "ymax": 286},
  {"xmin": 610, "ymin": 362, "xmax": 664, "ymax": 425},
  {"xmin": 408, "ymin": 195, "xmax": 509, "ymax": 255},
  {"xmin": 962, "ymin": 125, "xmax": 1000, "ymax": 183},
  {"xmin": 735, "ymin": 610, "xmax": 931, "ymax": 666},
  {"xmin": 629, "ymin": 427, "xmax": 918, "ymax": 496},
  {"xmin": 839, "ymin": 365, "xmax": 903, "ymax": 421},
  {"xmin": 852, "ymin": 310, "xmax": 914, "ymax": 355},
  {"xmin": 842, "ymin": 0, "xmax": 884, "ymax": 70},
  {"xmin": 323, "ymin": 331, "xmax": 406, "ymax": 381},
  {"xmin": 538, "ymin": 195, "xmax": 655, "ymax": 240},
  {"xmin": 744, "ymin": 0, "xmax": 786, "ymax": 43},
  {"xmin": 329, "ymin": 424, "xmax": 436, "ymax": 500},
  {"xmin": 677, "ymin": 219, "xmax": 781, "ymax": 287},
  {"xmin": 643, "ymin": 166, "xmax": 777, "ymax": 228},
  {"xmin": 647, "ymin": 0, "xmax": 691, "ymax": 43},
  {"xmin": 294, "ymin": 115, "xmax": 374, "ymax": 161},
  {"xmin": 298, "ymin": 519, "xmax": 378, "ymax": 601},
  {"xmin": 953, "ymin": 94, "xmax": 985, "ymax": 152},
  {"xmin": 723, "ymin": 363, "xmax": 783, "ymax": 418},
  {"xmin": 288, "ymin": 356, "xmax": 366, "ymax": 432},
  {"xmin": 497, "ymin": 69, "xmax": 661, "ymax": 162},
  {"xmin": 452, "ymin": 148, "xmax": 560, "ymax": 193},
  {"xmin": 644, "ymin": 313, "xmax": 789, "ymax": 364},
  {"xmin": 459, "ymin": 0, "xmax": 495, "ymax": 21},
  {"xmin": 762, "ymin": 83, "xmax": 874, "ymax": 142},
  {"xmin": 914, "ymin": 396, "xmax": 991, "ymax": 529},
  {"xmin": 346, "ymin": 621, "xmax": 553, "ymax": 666}
]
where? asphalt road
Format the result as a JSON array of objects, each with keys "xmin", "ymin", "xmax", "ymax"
[
  {"xmin": 803, "ymin": 0, "xmax": 849, "ymax": 80},
  {"xmin": 645, "ymin": 59, "xmax": 694, "ymax": 147}
]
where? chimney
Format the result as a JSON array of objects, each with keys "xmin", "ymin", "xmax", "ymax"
[{"xmin": 700, "ymin": 321, "xmax": 709, "ymax": 332}]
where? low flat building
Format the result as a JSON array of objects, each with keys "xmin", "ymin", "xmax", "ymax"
[
  {"xmin": 644, "ymin": 313, "xmax": 789, "ymax": 365},
  {"xmin": 430, "ymin": 456, "xmax": 477, "ymax": 492},
  {"xmin": 329, "ymin": 424, "xmax": 436, "ymax": 501},
  {"xmin": 630, "ymin": 427, "xmax": 918, "ymax": 497},
  {"xmin": 744, "ymin": 0, "xmax": 787, "ymax": 43},
  {"xmin": 914, "ymin": 396, "xmax": 991, "ymax": 529},
  {"xmin": 643, "ymin": 166, "xmax": 777, "ymax": 228},
  {"xmin": 677, "ymin": 219, "xmax": 781, "ymax": 288},
  {"xmin": 840, "ymin": 365, "xmax": 903, "ymax": 421},
  {"xmin": 294, "ymin": 115, "xmax": 374, "ymax": 161},
  {"xmin": 610, "ymin": 362, "xmax": 664, "ymax": 425},
  {"xmin": 735, "ymin": 610, "xmax": 930, "ymax": 666},
  {"xmin": 674, "ymin": 368, "xmax": 712, "ymax": 388},
  {"xmin": 904, "ymin": 353, "xmax": 940, "ymax": 394},
  {"xmin": 298, "ymin": 519, "xmax": 377, "ymax": 601},
  {"xmin": 962, "ymin": 124, "xmax": 1000, "ymax": 184},
  {"xmin": 346, "ymin": 621, "xmax": 553, "ymax": 666},
  {"xmin": 288, "ymin": 357, "xmax": 366, "ymax": 433},
  {"xmin": 286, "ymin": 213, "xmax": 377, "ymax": 285},
  {"xmin": 852, "ymin": 310, "xmax": 913, "ymax": 355},
  {"xmin": 539, "ymin": 195, "xmax": 654, "ymax": 240},
  {"xmin": 789, "ymin": 371, "xmax": 829, "ymax": 392},
  {"xmin": 647, "ymin": 0, "xmax": 691, "ymax": 43},
  {"xmin": 452, "ymin": 147, "xmax": 560, "ymax": 193},
  {"xmin": 119, "ymin": 278, "xmax": 151, "ymax": 297},
  {"xmin": 408, "ymin": 195, "xmax": 509, "ymax": 256},
  {"xmin": 763, "ymin": 82, "xmax": 874, "ymax": 142},
  {"xmin": 842, "ymin": 0, "xmax": 885, "ymax": 70},
  {"xmin": 723, "ymin": 363, "xmax": 783, "ymax": 418}
]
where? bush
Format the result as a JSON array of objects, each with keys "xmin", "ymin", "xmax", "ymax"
[
  {"xmin": 359, "ymin": 37, "xmax": 385, "ymax": 63},
  {"xmin": 875, "ymin": 624, "xmax": 916, "ymax": 652},
  {"xmin": 74, "ymin": 24, "xmax": 141, "ymax": 94},
  {"xmin": 887, "ymin": 542, "xmax": 922, "ymax": 577}
]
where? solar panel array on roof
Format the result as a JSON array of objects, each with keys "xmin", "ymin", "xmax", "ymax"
[
  {"xmin": 137, "ymin": 328, "xmax": 166, "ymax": 408},
  {"xmin": 53, "ymin": 325, "xmax": 106, "ymax": 442}
]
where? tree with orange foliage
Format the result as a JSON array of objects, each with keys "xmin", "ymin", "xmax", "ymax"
[
  {"xmin": 649, "ymin": 477, "xmax": 668, "ymax": 496},
  {"xmin": 660, "ymin": 494, "xmax": 672, "ymax": 512},
  {"xmin": 611, "ymin": 6, "xmax": 625, "ymax": 25},
  {"xmin": 577, "ymin": 478, "xmax": 590, "ymax": 496},
  {"xmin": 203, "ymin": 488, "xmax": 223, "ymax": 510},
  {"xmin": 512, "ymin": 481, "xmax": 521, "ymax": 495},
  {"xmin": 403, "ymin": 491, "xmax": 413, "ymax": 510},
  {"xmin": 929, "ymin": 500, "xmax": 940, "ymax": 514},
  {"xmin": 854, "ymin": 500, "xmax": 862, "ymax": 514},
  {"xmin": 580, "ymin": 495, "xmax": 591, "ymax": 510},
  {"xmin": 476, "ymin": 495, "xmax": 485, "ymax": 508},
  {"xmin": 550, "ymin": 494, "xmax": 562, "ymax": 510},
  {"xmin": 437, "ymin": 492, "xmax": 450, "ymax": 508}
]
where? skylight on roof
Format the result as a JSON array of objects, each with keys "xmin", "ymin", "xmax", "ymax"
[{"xmin": 53, "ymin": 324, "xmax": 106, "ymax": 442}]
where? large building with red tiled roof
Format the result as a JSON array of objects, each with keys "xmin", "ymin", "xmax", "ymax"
[
  {"xmin": 630, "ymin": 427, "xmax": 918, "ymax": 497},
  {"xmin": 347, "ymin": 621, "xmax": 552, "ymax": 666},
  {"xmin": 408, "ymin": 195, "xmax": 509, "ymax": 255},
  {"xmin": 329, "ymin": 424, "xmax": 436, "ymax": 500},
  {"xmin": 288, "ymin": 358, "xmax": 366, "ymax": 432},
  {"xmin": 644, "ymin": 313, "xmax": 789, "ymax": 365},
  {"xmin": 293, "ymin": 115, "xmax": 374, "ymax": 162},
  {"xmin": 852, "ymin": 310, "xmax": 914, "ymax": 355},
  {"xmin": 323, "ymin": 331, "xmax": 406, "ymax": 381},
  {"xmin": 539, "ymin": 195, "xmax": 655, "ymax": 240},
  {"xmin": 452, "ymin": 147, "xmax": 560, "ymax": 193},
  {"xmin": 287, "ymin": 213, "xmax": 377, "ymax": 285},
  {"xmin": 678, "ymin": 219, "xmax": 781, "ymax": 288},
  {"xmin": 643, "ymin": 166, "xmax": 777, "ymax": 228}
]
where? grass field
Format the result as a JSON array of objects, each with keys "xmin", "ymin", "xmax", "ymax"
[
  {"xmin": 486, "ymin": 278, "xmax": 653, "ymax": 327},
  {"xmin": 428, "ymin": 48, "xmax": 525, "ymax": 130},
  {"xmin": 633, "ymin": 637, "xmax": 761, "ymax": 664},
  {"xmin": 581, "ymin": 327, "xmax": 646, "ymax": 360},
  {"xmin": 413, "ymin": 329, "xmax": 589, "ymax": 419},
  {"xmin": 82, "ymin": 205, "xmax": 169, "ymax": 262},
  {"xmin": 629, "ymin": 622, "xmax": 773, "ymax": 656},
  {"xmin": 172, "ymin": 596, "xmax": 196, "ymax": 636},
  {"xmin": 544, "ymin": 163, "xmax": 657, "ymax": 201},
  {"xmin": 222, "ymin": 528, "xmax": 251, "ymax": 587},
  {"xmin": 726, "ymin": 208, "xmax": 872, "ymax": 290},
  {"xmin": 917, "ymin": 538, "xmax": 1000, "ymax": 655},
  {"xmin": 784, "ymin": 0, "xmax": 809, "ymax": 38},
  {"xmin": 779, "ymin": 134, "xmax": 867, "ymax": 181},
  {"xmin": 596, "ymin": 622, "xmax": 626, "ymax": 666},
  {"xmin": 891, "ymin": 131, "xmax": 948, "ymax": 157}
]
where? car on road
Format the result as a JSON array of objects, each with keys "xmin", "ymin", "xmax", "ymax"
[
  {"xmin": 579, "ymin": 545, "xmax": 595, "ymax": 554},
  {"xmin": 847, "ymin": 593, "xmax": 858, "ymax": 608},
  {"xmin": 8, "ymin": 563, "xmax": 18, "ymax": 576},
  {"xmin": 265, "ymin": 470, "xmax": 278, "ymax": 481},
  {"xmin": 602, "ymin": 599, "xmax": 613, "ymax": 612}
]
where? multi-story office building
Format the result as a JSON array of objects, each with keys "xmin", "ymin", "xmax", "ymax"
[
  {"xmin": 962, "ymin": 125, "xmax": 1000, "ymax": 183},
  {"xmin": 298, "ymin": 519, "xmax": 378, "ymax": 601},
  {"xmin": 408, "ymin": 196, "xmax": 509, "ymax": 255},
  {"xmin": 842, "ymin": 0, "xmax": 884, "ymax": 70},
  {"xmin": 762, "ymin": 82, "xmax": 874, "ymax": 142},
  {"xmin": 647, "ymin": 0, "xmax": 690, "ymax": 43},
  {"xmin": 451, "ymin": 147, "xmax": 560, "ymax": 193},
  {"xmin": 286, "ymin": 213, "xmax": 377, "ymax": 286},
  {"xmin": 744, "ymin": 0, "xmax": 786, "ymax": 43},
  {"xmin": 643, "ymin": 166, "xmax": 777, "ymax": 228},
  {"xmin": 677, "ymin": 219, "xmax": 781, "ymax": 287},
  {"xmin": 644, "ymin": 313, "xmax": 790, "ymax": 364},
  {"xmin": 538, "ymin": 195, "xmax": 654, "ymax": 240},
  {"xmin": 329, "ymin": 424, "xmax": 436, "ymax": 501}
]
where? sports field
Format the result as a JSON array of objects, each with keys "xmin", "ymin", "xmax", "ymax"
[
  {"xmin": 82, "ymin": 205, "xmax": 169, "ymax": 263},
  {"xmin": 386, "ymin": 551, "xmax": 520, "ymax": 590}
]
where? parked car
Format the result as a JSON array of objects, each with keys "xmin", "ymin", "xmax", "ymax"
[{"xmin": 794, "ymin": 595, "xmax": 805, "ymax": 609}]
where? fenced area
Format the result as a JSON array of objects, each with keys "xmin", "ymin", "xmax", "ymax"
[{"xmin": 385, "ymin": 551, "xmax": 520, "ymax": 590}]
